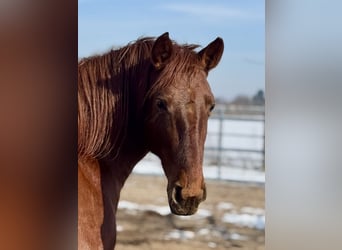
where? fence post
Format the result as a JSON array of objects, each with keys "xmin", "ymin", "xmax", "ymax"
[
  {"xmin": 217, "ymin": 108, "xmax": 224, "ymax": 180},
  {"xmin": 262, "ymin": 116, "xmax": 265, "ymax": 171}
]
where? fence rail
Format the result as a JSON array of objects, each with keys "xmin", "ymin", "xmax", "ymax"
[{"xmin": 204, "ymin": 110, "xmax": 265, "ymax": 174}]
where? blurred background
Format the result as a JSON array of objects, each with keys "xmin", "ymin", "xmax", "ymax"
[{"xmin": 79, "ymin": 0, "xmax": 265, "ymax": 249}]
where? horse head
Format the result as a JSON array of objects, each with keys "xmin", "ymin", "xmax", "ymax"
[{"xmin": 144, "ymin": 32, "xmax": 224, "ymax": 215}]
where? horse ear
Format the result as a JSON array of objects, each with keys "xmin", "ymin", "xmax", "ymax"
[
  {"xmin": 151, "ymin": 32, "xmax": 173, "ymax": 69},
  {"xmin": 198, "ymin": 37, "xmax": 224, "ymax": 72}
]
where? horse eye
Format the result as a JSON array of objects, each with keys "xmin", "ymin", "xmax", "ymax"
[
  {"xmin": 156, "ymin": 99, "xmax": 167, "ymax": 111},
  {"xmin": 209, "ymin": 104, "xmax": 215, "ymax": 112}
]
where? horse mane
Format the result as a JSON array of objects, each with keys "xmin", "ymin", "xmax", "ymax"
[{"xmin": 78, "ymin": 36, "xmax": 201, "ymax": 159}]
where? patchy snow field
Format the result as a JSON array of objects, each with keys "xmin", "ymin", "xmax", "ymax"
[{"xmin": 116, "ymin": 174, "xmax": 264, "ymax": 250}]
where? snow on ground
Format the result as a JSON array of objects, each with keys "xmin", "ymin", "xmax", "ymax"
[
  {"xmin": 222, "ymin": 213, "xmax": 265, "ymax": 230},
  {"xmin": 118, "ymin": 200, "xmax": 211, "ymax": 220},
  {"xmin": 118, "ymin": 200, "xmax": 171, "ymax": 216},
  {"xmin": 164, "ymin": 229, "xmax": 195, "ymax": 240},
  {"xmin": 133, "ymin": 154, "xmax": 265, "ymax": 184},
  {"xmin": 118, "ymin": 199, "xmax": 265, "ymax": 231},
  {"xmin": 217, "ymin": 202, "xmax": 235, "ymax": 210}
]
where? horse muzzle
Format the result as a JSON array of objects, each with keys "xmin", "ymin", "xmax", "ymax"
[{"xmin": 167, "ymin": 183, "xmax": 207, "ymax": 215}]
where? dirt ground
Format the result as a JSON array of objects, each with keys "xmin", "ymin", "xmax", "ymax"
[{"xmin": 116, "ymin": 174, "xmax": 264, "ymax": 250}]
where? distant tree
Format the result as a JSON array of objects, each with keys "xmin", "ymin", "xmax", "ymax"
[
  {"xmin": 230, "ymin": 95, "xmax": 252, "ymax": 105},
  {"xmin": 252, "ymin": 90, "xmax": 265, "ymax": 105}
]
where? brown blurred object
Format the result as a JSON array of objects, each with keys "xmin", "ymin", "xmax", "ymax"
[{"xmin": 0, "ymin": 1, "xmax": 77, "ymax": 250}]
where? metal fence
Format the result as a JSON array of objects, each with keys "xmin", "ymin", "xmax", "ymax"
[{"xmin": 204, "ymin": 109, "xmax": 265, "ymax": 172}]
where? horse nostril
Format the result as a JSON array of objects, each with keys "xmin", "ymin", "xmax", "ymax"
[{"xmin": 174, "ymin": 185, "xmax": 183, "ymax": 204}]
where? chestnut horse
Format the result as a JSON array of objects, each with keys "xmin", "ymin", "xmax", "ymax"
[{"xmin": 78, "ymin": 32, "xmax": 224, "ymax": 249}]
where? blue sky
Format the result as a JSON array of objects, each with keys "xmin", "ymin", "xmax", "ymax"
[{"xmin": 79, "ymin": 0, "xmax": 264, "ymax": 101}]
